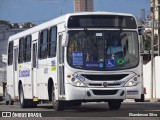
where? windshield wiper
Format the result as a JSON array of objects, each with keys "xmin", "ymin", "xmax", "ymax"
[
  {"xmin": 106, "ymin": 28, "xmax": 123, "ymax": 55},
  {"xmin": 110, "ymin": 28, "xmax": 122, "ymax": 45},
  {"xmin": 84, "ymin": 28, "xmax": 97, "ymax": 48}
]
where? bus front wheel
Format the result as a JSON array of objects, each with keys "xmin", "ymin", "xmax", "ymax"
[
  {"xmin": 135, "ymin": 94, "xmax": 145, "ymax": 102},
  {"xmin": 108, "ymin": 100, "xmax": 121, "ymax": 110},
  {"xmin": 52, "ymin": 86, "xmax": 64, "ymax": 111}
]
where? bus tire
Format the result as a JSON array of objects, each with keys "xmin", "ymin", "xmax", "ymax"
[
  {"xmin": 9, "ymin": 100, "xmax": 14, "ymax": 105},
  {"xmin": 9, "ymin": 95, "xmax": 14, "ymax": 105},
  {"xmin": 108, "ymin": 100, "xmax": 121, "ymax": 110},
  {"xmin": 135, "ymin": 99, "xmax": 139, "ymax": 102},
  {"xmin": 140, "ymin": 94, "xmax": 145, "ymax": 102},
  {"xmin": 32, "ymin": 103, "xmax": 38, "ymax": 108},
  {"xmin": 19, "ymin": 85, "xmax": 27, "ymax": 108},
  {"xmin": 5, "ymin": 87, "xmax": 9, "ymax": 105},
  {"xmin": 52, "ymin": 86, "xmax": 64, "ymax": 111},
  {"xmin": 28, "ymin": 101, "xmax": 37, "ymax": 108},
  {"xmin": 5, "ymin": 100, "xmax": 9, "ymax": 105},
  {"xmin": 72, "ymin": 101, "xmax": 81, "ymax": 106},
  {"xmin": 53, "ymin": 100, "xmax": 64, "ymax": 111},
  {"xmin": 135, "ymin": 94, "xmax": 145, "ymax": 102}
]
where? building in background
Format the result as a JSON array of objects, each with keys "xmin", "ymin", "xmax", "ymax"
[
  {"xmin": 140, "ymin": 9, "xmax": 146, "ymax": 22},
  {"xmin": 0, "ymin": 24, "xmax": 25, "ymax": 99},
  {"xmin": 74, "ymin": 0, "xmax": 94, "ymax": 12},
  {"xmin": 0, "ymin": 25, "xmax": 25, "ymax": 83}
]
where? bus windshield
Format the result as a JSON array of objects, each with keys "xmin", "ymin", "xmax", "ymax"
[{"xmin": 67, "ymin": 30, "xmax": 139, "ymax": 71}]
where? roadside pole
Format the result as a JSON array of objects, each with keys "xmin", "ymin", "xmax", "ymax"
[{"xmin": 150, "ymin": 0, "xmax": 155, "ymax": 102}]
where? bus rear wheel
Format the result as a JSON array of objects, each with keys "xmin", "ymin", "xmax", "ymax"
[
  {"xmin": 52, "ymin": 87, "xmax": 64, "ymax": 111},
  {"xmin": 28, "ymin": 101, "xmax": 38, "ymax": 108},
  {"xmin": 4, "ymin": 87, "xmax": 12, "ymax": 105},
  {"xmin": 5, "ymin": 100, "xmax": 9, "ymax": 105},
  {"xmin": 108, "ymin": 100, "xmax": 121, "ymax": 110},
  {"xmin": 8, "ymin": 95, "xmax": 14, "ymax": 105},
  {"xmin": 19, "ymin": 85, "xmax": 27, "ymax": 108}
]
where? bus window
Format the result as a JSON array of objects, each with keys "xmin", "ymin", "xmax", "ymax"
[
  {"xmin": 18, "ymin": 37, "xmax": 24, "ymax": 63},
  {"xmin": 23, "ymin": 35, "xmax": 31, "ymax": 62},
  {"xmin": 8, "ymin": 41, "xmax": 13, "ymax": 65},
  {"xmin": 48, "ymin": 27, "xmax": 57, "ymax": 57},
  {"xmin": 39, "ymin": 29, "xmax": 48, "ymax": 59}
]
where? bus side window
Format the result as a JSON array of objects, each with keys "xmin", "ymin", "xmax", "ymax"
[
  {"xmin": 48, "ymin": 27, "xmax": 57, "ymax": 57},
  {"xmin": 39, "ymin": 29, "xmax": 48, "ymax": 59},
  {"xmin": 23, "ymin": 35, "xmax": 31, "ymax": 62},
  {"xmin": 8, "ymin": 41, "xmax": 13, "ymax": 66},
  {"xmin": 18, "ymin": 37, "xmax": 24, "ymax": 63}
]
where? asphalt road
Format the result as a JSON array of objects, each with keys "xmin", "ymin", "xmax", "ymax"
[{"xmin": 0, "ymin": 101, "xmax": 160, "ymax": 120}]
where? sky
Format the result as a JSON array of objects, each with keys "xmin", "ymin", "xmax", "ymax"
[{"xmin": 0, "ymin": 0, "xmax": 150, "ymax": 24}]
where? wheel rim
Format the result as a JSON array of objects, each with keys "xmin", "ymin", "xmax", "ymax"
[
  {"xmin": 20, "ymin": 89, "xmax": 23, "ymax": 105},
  {"xmin": 52, "ymin": 88, "xmax": 56, "ymax": 107}
]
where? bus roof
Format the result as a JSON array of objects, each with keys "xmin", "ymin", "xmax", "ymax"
[
  {"xmin": 68, "ymin": 12, "xmax": 134, "ymax": 16},
  {"xmin": 8, "ymin": 12, "xmax": 135, "ymax": 42}
]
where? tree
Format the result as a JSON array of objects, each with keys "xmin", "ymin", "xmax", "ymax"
[
  {"xmin": 0, "ymin": 20, "xmax": 12, "ymax": 28},
  {"xmin": 154, "ymin": 34, "xmax": 158, "ymax": 51},
  {"xmin": 23, "ymin": 22, "xmax": 36, "ymax": 28}
]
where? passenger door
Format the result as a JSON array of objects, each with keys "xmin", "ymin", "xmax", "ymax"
[
  {"xmin": 57, "ymin": 33, "xmax": 65, "ymax": 97},
  {"xmin": 32, "ymin": 41, "xmax": 38, "ymax": 98},
  {"xmin": 7, "ymin": 41, "xmax": 14, "ymax": 98},
  {"xmin": 13, "ymin": 46, "xmax": 18, "ymax": 98}
]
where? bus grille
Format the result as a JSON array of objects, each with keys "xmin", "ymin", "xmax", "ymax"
[
  {"xmin": 81, "ymin": 74, "xmax": 128, "ymax": 81},
  {"xmin": 92, "ymin": 90, "xmax": 118, "ymax": 95},
  {"xmin": 88, "ymin": 83, "xmax": 121, "ymax": 87}
]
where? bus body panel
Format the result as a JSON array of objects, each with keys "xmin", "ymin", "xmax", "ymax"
[
  {"xmin": 21, "ymin": 62, "xmax": 32, "ymax": 99},
  {"xmin": 36, "ymin": 22, "xmax": 66, "ymax": 100},
  {"xmin": 64, "ymin": 66, "xmax": 141, "ymax": 101},
  {"xmin": 125, "ymin": 83, "xmax": 141, "ymax": 99},
  {"xmin": 37, "ymin": 59, "xmax": 54, "ymax": 99},
  {"xmin": 0, "ymin": 82, "xmax": 3, "ymax": 100},
  {"xmin": 7, "ymin": 65, "xmax": 14, "ymax": 99},
  {"xmin": 7, "ymin": 39, "xmax": 19, "ymax": 100}
]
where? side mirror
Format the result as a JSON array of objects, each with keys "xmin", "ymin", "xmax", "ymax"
[
  {"xmin": 139, "ymin": 35, "xmax": 144, "ymax": 53},
  {"xmin": 62, "ymin": 40, "xmax": 68, "ymax": 47},
  {"xmin": 2, "ymin": 54, "xmax": 7, "ymax": 63},
  {"xmin": 138, "ymin": 26, "xmax": 144, "ymax": 35},
  {"xmin": 62, "ymin": 34, "xmax": 68, "ymax": 47}
]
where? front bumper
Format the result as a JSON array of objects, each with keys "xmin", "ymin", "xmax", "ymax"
[{"xmin": 65, "ymin": 83, "xmax": 141, "ymax": 101}]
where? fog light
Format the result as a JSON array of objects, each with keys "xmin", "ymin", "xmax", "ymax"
[
  {"xmin": 134, "ymin": 77, "xmax": 137, "ymax": 81},
  {"xmin": 71, "ymin": 78, "xmax": 76, "ymax": 82}
]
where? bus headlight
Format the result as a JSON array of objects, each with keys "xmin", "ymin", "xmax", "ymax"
[
  {"xmin": 124, "ymin": 77, "xmax": 138, "ymax": 87},
  {"xmin": 70, "ymin": 77, "xmax": 86, "ymax": 87}
]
